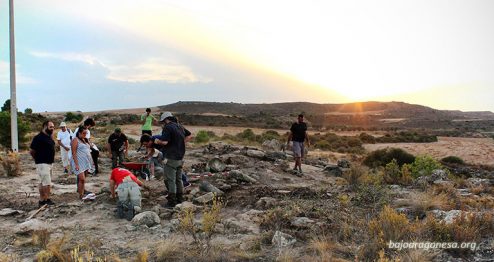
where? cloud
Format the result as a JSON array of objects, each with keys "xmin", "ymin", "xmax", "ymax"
[
  {"xmin": 106, "ymin": 61, "xmax": 212, "ymax": 83},
  {"xmin": 30, "ymin": 51, "xmax": 212, "ymax": 84}
]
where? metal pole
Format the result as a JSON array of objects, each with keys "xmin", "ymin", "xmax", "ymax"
[{"xmin": 9, "ymin": 0, "xmax": 19, "ymax": 152}]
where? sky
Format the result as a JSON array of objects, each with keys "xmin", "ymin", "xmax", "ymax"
[{"xmin": 1, "ymin": 0, "xmax": 493, "ymax": 112}]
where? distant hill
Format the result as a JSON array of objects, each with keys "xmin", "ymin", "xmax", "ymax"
[{"xmin": 156, "ymin": 101, "xmax": 494, "ymax": 132}]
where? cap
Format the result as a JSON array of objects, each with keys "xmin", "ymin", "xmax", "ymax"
[
  {"xmin": 160, "ymin": 112, "xmax": 173, "ymax": 122},
  {"xmin": 60, "ymin": 122, "xmax": 67, "ymax": 127},
  {"xmin": 115, "ymin": 127, "xmax": 121, "ymax": 133}
]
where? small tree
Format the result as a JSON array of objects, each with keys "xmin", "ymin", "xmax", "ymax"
[
  {"xmin": 64, "ymin": 112, "xmax": 83, "ymax": 123},
  {"xmin": 0, "ymin": 112, "xmax": 31, "ymax": 148},
  {"xmin": 24, "ymin": 108, "xmax": 33, "ymax": 114},
  {"xmin": 410, "ymin": 155, "xmax": 442, "ymax": 178},
  {"xmin": 1, "ymin": 99, "xmax": 10, "ymax": 112}
]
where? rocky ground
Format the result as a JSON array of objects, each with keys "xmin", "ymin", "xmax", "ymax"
[{"xmin": 0, "ymin": 138, "xmax": 493, "ymax": 261}]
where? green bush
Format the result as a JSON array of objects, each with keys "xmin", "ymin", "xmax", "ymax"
[
  {"xmin": 260, "ymin": 130, "xmax": 280, "ymax": 141},
  {"xmin": 409, "ymin": 155, "xmax": 442, "ymax": 178},
  {"xmin": 64, "ymin": 112, "xmax": 83, "ymax": 123},
  {"xmin": 24, "ymin": 108, "xmax": 33, "ymax": 114},
  {"xmin": 441, "ymin": 156, "xmax": 465, "ymax": 165},
  {"xmin": 236, "ymin": 129, "xmax": 256, "ymax": 141},
  {"xmin": 0, "ymin": 112, "xmax": 30, "ymax": 148},
  {"xmin": 363, "ymin": 148, "xmax": 415, "ymax": 168},
  {"xmin": 359, "ymin": 132, "xmax": 376, "ymax": 144},
  {"xmin": 195, "ymin": 130, "xmax": 211, "ymax": 143}
]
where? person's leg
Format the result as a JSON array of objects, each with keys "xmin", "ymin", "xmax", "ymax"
[
  {"xmin": 164, "ymin": 159, "xmax": 180, "ymax": 207},
  {"xmin": 111, "ymin": 151, "xmax": 116, "ymax": 169},
  {"xmin": 175, "ymin": 162, "xmax": 184, "ymax": 203},
  {"xmin": 61, "ymin": 148, "xmax": 69, "ymax": 173},
  {"xmin": 118, "ymin": 151, "xmax": 124, "ymax": 167},
  {"xmin": 128, "ymin": 181, "xmax": 142, "ymax": 210},
  {"xmin": 77, "ymin": 172, "xmax": 86, "ymax": 198},
  {"xmin": 91, "ymin": 149, "xmax": 99, "ymax": 174}
]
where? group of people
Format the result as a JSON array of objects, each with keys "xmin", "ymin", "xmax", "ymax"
[
  {"xmin": 29, "ymin": 108, "xmax": 192, "ymax": 218},
  {"xmin": 29, "ymin": 108, "xmax": 310, "ymax": 220}
]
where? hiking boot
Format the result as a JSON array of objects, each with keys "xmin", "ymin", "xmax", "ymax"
[
  {"xmin": 124, "ymin": 204, "xmax": 135, "ymax": 221},
  {"xmin": 38, "ymin": 200, "xmax": 46, "ymax": 208},
  {"xmin": 45, "ymin": 199, "xmax": 55, "ymax": 206},
  {"xmin": 176, "ymin": 193, "xmax": 184, "ymax": 204},
  {"xmin": 163, "ymin": 193, "xmax": 177, "ymax": 209},
  {"xmin": 116, "ymin": 202, "xmax": 124, "ymax": 219}
]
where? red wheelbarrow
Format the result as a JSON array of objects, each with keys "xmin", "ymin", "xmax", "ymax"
[{"xmin": 121, "ymin": 162, "xmax": 150, "ymax": 181}]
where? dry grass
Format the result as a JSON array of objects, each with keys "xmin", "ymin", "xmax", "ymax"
[
  {"xmin": 0, "ymin": 152, "xmax": 21, "ymax": 177},
  {"xmin": 0, "ymin": 252, "xmax": 21, "ymax": 262},
  {"xmin": 32, "ymin": 229, "xmax": 51, "ymax": 249},
  {"xmin": 397, "ymin": 191, "xmax": 454, "ymax": 215},
  {"xmin": 133, "ymin": 250, "xmax": 149, "ymax": 262},
  {"xmin": 155, "ymin": 237, "xmax": 182, "ymax": 262}
]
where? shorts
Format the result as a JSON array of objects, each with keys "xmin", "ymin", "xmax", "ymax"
[
  {"xmin": 292, "ymin": 141, "xmax": 304, "ymax": 158},
  {"xmin": 36, "ymin": 163, "xmax": 53, "ymax": 186}
]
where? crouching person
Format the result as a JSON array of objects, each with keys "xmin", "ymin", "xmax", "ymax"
[{"xmin": 109, "ymin": 167, "xmax": 146, "ymax": 220}]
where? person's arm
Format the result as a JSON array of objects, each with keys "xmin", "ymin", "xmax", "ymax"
[
  {"xmin": 305, "ymin": 132, "xmax": 310, "ymax": 147},
  {"xmin": 184, "ymin": 128, "xmax": 192, "ymax": 143},
  {"xmin": 71, "ymin": 139, "xmax": 79, "ymax": 170},
  {"xmin": 29, "ymin": 149, "xmax": 36, "ymax": 159},
  {"xmin": 130, "ymin": 174, "xmax": 144, "ymax": 187},
  {"xmin": 287, "ymin": 132, "xmax": 293, "ymax": 145},
  {"xmin": 106, "ymin": 143, "xmax": 111, "ymax": 155},
  {"xmin": 124, "ymin": 140, "xmax": 129, "ymax": 156},
  {"xmin": 154, "ymin": 138, "xmax": 169, "ymax": 146},
  {"xmin": 109, "ymin": 179, "xmax": 116, "ymax": 198}
]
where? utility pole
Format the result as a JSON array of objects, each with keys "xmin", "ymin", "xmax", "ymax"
[{"xmin": 10, "ymin": 0, "xmax": 19, "ymax": 152}]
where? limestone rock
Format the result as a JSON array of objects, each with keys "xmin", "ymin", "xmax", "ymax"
[
  {"xmin": 246, "ymin": 149, "xmax": 266, "ymax": 159},
  {"xmin": 131, "ymin": 211, "xmax": 160, "ymax": 227},
  {"xmin": 272, "ymin": 231, "xmax": 296, "ymax": 248},
  {"xmin": 194, "ymin": 192, "xmax": 215, "ymax": 205},
  {"xmin": 207, "ymin": 158, "xmax": 226, "ymax": 173}
]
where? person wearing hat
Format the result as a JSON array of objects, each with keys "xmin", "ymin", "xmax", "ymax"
[
  {"xmin": 56, "ymin": 122, "xmax": 73, "ymax": 175},
  {"xmin": 106, "ymin": 127, "xmax": 129, "ymax": 169},
  {"xmin": 154, "ymin": 111, "xmax": 192, "ymax": 208}
]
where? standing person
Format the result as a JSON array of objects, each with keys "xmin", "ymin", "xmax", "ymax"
[
  {"xmin": 56, "ymin": 122, "xmax": 73, "ymax": 175},
  {"xmin": 75, "ymin": 118, "xmax": 99, "ymax": 175},
  {"xmin": 30, "ymin": 121, "xmax": 56, "ymax": 207},
  {"xmin": 106, "ymin": 128, "xmax": 129, "ymax": 169},
  {"xmin": 153, "ymin": 112, "xmax": 191, "ymax": 208},
  {"xmin": 109, "ymin": 167, "xmax": 146, "ymax": 220},
  {"xmin": 70, "ymin": 126, "xmax": 95, "ymax": 200},
  {"xmin": 287, "ymin": 114, "xmax": 310, "ymax": 174},
  {"xmin": 141, "ymin": 108, "xmax": 157, "ymax": 136}
]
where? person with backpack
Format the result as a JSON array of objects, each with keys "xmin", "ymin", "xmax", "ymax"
[{"xmin": 153, "ymin": 112, "xmax": 192, "ymax": 208}]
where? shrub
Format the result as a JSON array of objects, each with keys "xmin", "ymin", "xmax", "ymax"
[
  {"xmin": 24, "ymin": 108, "xmax": 33, "ymax": 114},
  {"xmin": 409, "ymin": 155, "xmax": 442, "ymax": 178},
  {"xmin": 236, "ymin": 129, "xmax": 256, "ymax": 141},
  {"xmin": 0, "ymin": 152, "xmax": 21, "ymax": 177},
  {"xmin": 359, "ymin": 132, "xmax": 376, "ymax": 144},
  {"xmin": 343, "ymin": 165, "xmax": 368, "ymax": 187},
  {"xmin": 64, "ymin": 112, "xmax": 83, "ymax": 123},
  {"xmin": 441, "ymin": 156, "xmax": 465, "ymax": 165},
  {"xmin": 363, "ymin": 148, "xmax": 415, "ymax": 168},
  {"xmin": 369, "ymin": 206, "xmax": 411, "ymax": 242},
  {"xmin": 353, "ymin": 184, "xmax": 390, "ymax": 211},
  {"xmin": 0, "ymin": 112, "xmax": 31, "ymax": 148},
  {"xmin": 195, "ymin": 130, "xmax": 211, "ymax": 143}
]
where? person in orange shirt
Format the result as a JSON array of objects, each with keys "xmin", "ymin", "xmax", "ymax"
[{"xmin": 109, "ymin": 167, "xmax": 147, "ymax": 220}]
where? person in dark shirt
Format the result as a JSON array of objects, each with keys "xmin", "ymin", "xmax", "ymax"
[
  {"xmin": 153, "ymin": 112, "xmax": 192, "ymax": 208},
  {"xmin": 106, "ymin": 128, "xmax": 129, "ymax": 168},
  {"xmin": 287, "ymin": 114, "xmax": 310, "ymax": 174},
  {"xmin": 30, "ymin": 121, "xmax": 56, "ymax": 207}
]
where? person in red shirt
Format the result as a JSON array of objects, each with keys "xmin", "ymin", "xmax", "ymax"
[{"xmin": 109, "ymin": 167, "xmax": 146, "ymax": 220}]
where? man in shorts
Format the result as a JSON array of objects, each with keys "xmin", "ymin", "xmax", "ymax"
[
  {"xmin": 30, "ymin": 121, "xmax": 56, "ymax": 207},
  {"xmin": 287, "ymin": 114, "xmax": 310, "ymax": 174}
]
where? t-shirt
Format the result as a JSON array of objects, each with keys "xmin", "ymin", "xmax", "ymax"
[
  {"xmin": 160, "ymin": 122, "xmax": 191, "ymax": 160},
  {"xmin": 110, "ymin": 168, "xmax": 142, "ymax": 186},
  {"xmin": 141, "ymin": 114, "xmax": 156, "ymax": 131},
  {"xmin": 30, "ymin": 132, "xmax": 56, "ymax": 164},
  {"xmin": 56, "ymin": 129, "xmax": 73, "ymax": 148},
  {"xmin": 290, "ymin": 122, "xmax": 307, "ymax": 142},
  {"xmin": 108, "ymin": 133, "xmax": 128, "ymax": 151},
  {"xmin": 74, "ymin": 127, "xmax": 91, "ymax": 139}
]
